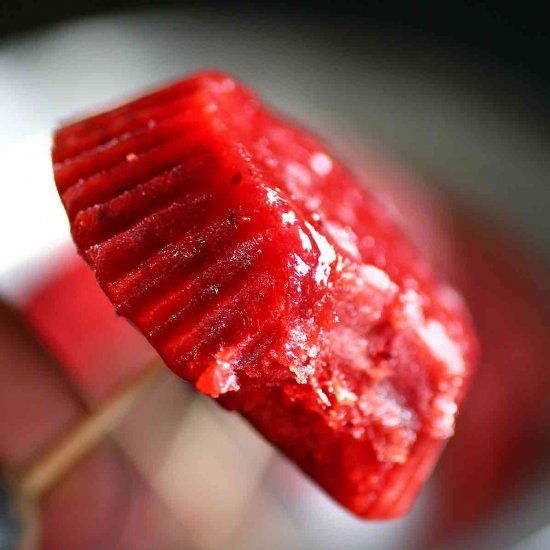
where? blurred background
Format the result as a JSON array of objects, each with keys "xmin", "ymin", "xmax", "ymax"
[{"xmin": 0, "ymin": 2, "xmax": 549, "ymax": 550}]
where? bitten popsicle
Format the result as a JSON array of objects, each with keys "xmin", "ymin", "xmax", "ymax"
[{"xmin": 51, "ymin": 71, "xmax": 478, "ymax": 519}]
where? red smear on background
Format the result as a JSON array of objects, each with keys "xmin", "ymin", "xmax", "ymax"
[
  {"xmin": 432, "ymin": 214, "xmax": 550, "ymax": 538},
  {"xmin": 21, "ymin": 249, "xmax": 154, "ymax": 401}
]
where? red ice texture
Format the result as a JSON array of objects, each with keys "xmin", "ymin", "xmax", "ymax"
[{"xmin": 51, "ymin": 71, "xmax": 478, "ymax": 518}]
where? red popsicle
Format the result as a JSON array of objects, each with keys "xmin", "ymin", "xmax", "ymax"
[{"xmin": 51, "ymin": 71, "xmax": 478, "ymax": 518}]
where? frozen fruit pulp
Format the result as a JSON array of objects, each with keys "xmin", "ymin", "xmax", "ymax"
[{"xmin": 52, "ymin": 71, "xmax": 478, "ymax": 518}]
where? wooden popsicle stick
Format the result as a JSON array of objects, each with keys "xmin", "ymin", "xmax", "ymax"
[
  {"xmin": 16, "ymin": 361, "xmax": 165, "ymax": 501},
  {"xmin": 4, "ymin": 359, "xmax": 166, "ymax": 550}
]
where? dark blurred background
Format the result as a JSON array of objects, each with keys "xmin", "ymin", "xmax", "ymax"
[{"xmin": 2, "ymin": 1, "xmax": 550, "ymax": 101}]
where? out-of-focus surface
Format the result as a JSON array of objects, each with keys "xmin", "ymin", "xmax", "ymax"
[{"xmin": 0, "ymin": 7, "xmax": 549, "ymax": 550}]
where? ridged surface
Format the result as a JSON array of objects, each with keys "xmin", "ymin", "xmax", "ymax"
[{"xmin": 52, "ymin": 71, "xmax": 478, "ymax": 519}]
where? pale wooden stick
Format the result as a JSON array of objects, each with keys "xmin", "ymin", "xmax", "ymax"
[
  {"xmin": 13, "ymin": 492, "xmax": 39, "ymax": 550},
  {"xmin": 15, "ymin": 360, "xmax": 165, "ymax": 501},
  {"xmin": 2, "ymin": 359, "xmax": 166, "ymax": 550}
]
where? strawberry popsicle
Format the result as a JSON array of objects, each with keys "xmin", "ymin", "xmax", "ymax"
[{"xmin": 51, "ymin": 71, "xmax": 478, "ymax": 518}]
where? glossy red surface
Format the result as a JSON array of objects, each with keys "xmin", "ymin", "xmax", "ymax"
[{"xmin": 51, "ymin": 71, "xmax": 478, "ymax": 518}]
